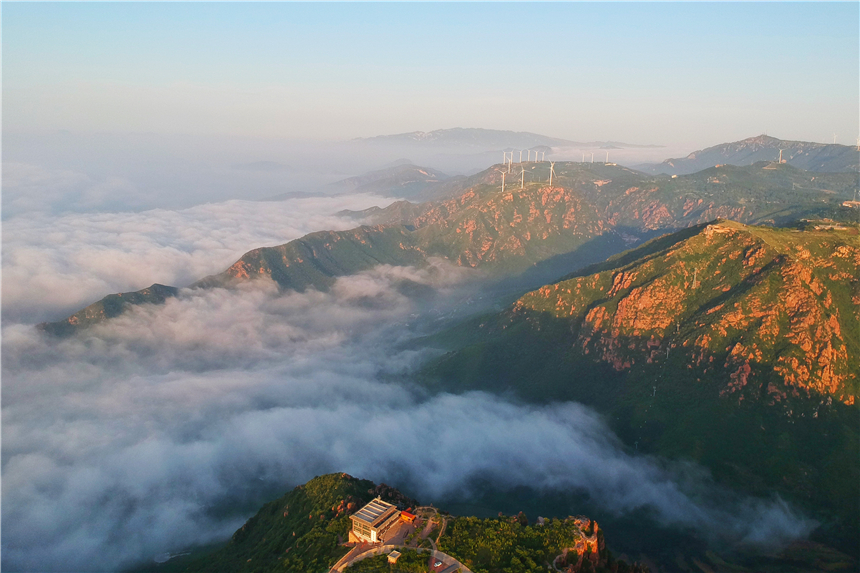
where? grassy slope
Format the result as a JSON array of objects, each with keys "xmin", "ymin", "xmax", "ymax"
[
  {"xmin": 164, "ymin": 474, "xmax": 386, "ymax": 573},
  {"xmin": 153, "ymin": 475, "xmax": 625, "ymax": 573},
  {"xmin": 437, "ymin": 515, "xmax": 612, "ymax": 573},
  {"xmin": 192, "ymin": 226, "xmax": 426, "ymax": 291}
]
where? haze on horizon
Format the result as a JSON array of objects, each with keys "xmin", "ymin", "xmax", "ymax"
[
  {"xmin": 3, "ymin": 4, "xmax": 859, "ymax": 572},
  {"xmin": 4, "ymin": 2, "xmax": 858, "ymax": 149}
]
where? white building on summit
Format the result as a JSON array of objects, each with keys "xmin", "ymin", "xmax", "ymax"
[{"xmin": 349, "ymin": 497, "xmax": 401, "ymax": 543}]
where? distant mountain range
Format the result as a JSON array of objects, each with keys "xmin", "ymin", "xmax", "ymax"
[
  {"xmin": 231, "ymin": 160, "xmax": 291, "ymax": 172},
  {"xmin": 635, "ymin": 135, "xmax": 860, "ymax": 175},
  {"xmin": 325, "ymin": 162, "xmax": 461, "ymax": 201},
  {"xmin": 41, "ymin": 160, "xmax": 856, "ymax": 336},
  {"xmin": 359, "ymin": 127, "xmax": 662, "ymax": 150},
  {"xmin": 263, "ymin": 162, "xmax": 466, "ymax": 203}
]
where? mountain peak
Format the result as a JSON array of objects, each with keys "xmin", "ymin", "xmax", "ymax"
[
  {"xmin": 642, "ymin": 135, "xmax": 857, "ymax": 175},
  {"xmin": 359, "ymin": 127, "xmax": 582, "ymax": 148},
  {"xmin": 741, "ymin": 134, "xmax": 781, "ymax": 145}
]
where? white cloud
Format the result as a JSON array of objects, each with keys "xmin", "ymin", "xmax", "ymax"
[
  {"xmin": 2, "ymin": 192, "xmax": 392, "ymax": 323},
  {"xmin": 1, "ymin": 266, "xmax": 814, "ymax": 572}
]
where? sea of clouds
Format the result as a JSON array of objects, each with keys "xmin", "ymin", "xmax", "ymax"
[
  {"xmin": 2, "ymin": 167, "xmax": 814, "ymax": 571},
  {"xmin": 3, "ymin": 270, "xmax": 814, "ymax": 571},
  {"xmin": 2, "ymin": 174, "xmax": 392, "ymax": 324}
]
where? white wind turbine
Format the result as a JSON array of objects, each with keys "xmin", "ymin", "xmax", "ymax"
[
  {"xmin": 521, "ymin": 165, "xmax": 526, "ymax": 190},
  {"xmin": 549, "ymin": 162, "xmax": 556, "ymax": 187}
]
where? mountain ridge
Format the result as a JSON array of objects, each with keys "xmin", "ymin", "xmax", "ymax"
[
  {"xmin": 635, "ymin": 135, "xmax": 860, "ymax": 175},
  {"xmin": 359, "ymin": 128, "xmax": 661, "ymax": 150},
  {"xmin": 39, "ymin": 161, "xmax": 857, "ymax": 335}
]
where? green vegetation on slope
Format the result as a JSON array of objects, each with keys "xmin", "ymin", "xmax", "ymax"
[
  {"xmin": 344, "ymin": 549, "xmax": 432, "ymax": 573},
  {"xmin": 192, "ymin": 225, "xmax": 426, "ymax": 291},
  {"xmin": 422, "ymin": 221, "xmax": 860, "ymax": 553},
  {"xmin": 438, "ymin": 514, "xmax": 616, "ymax": 573},
  {"xmin": 171, "ymin": 473, "xmax": 413, "ymax": 573},
  {"xmin": 153, "ymin": 474, "xmax": 634, "ymax": 573},
  {"xmin": 637, "ymin": 134, "xmax": 860, "ymax": 175},
  {"xmin": 42, "ymin": 161, "xmax": 856, "ymax": 335}
]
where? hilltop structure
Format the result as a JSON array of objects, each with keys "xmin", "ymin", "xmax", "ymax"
[{"xmin": 349, "ymin": 497, "xmax": 401, "ymax": 543}]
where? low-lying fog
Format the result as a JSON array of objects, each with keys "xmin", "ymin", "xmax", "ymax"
[
  {"xmin": 1, "ymin": 192, "xmax": 394, "ymax": 324},
  {"xmin": 3, "ymin": 139, "xmax": 807, "ymax": 572},
  {"xmin": 3, "ymin": 130, "xmax": 691, "ymax": 217},
  {"xmin": 3, "ymin": 214, "xmax": 811, "ymax": 571}
]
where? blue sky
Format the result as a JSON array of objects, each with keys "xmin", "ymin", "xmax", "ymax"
[{"xmin": 4, "ymin": 2, "xmax": 858, "ymax": 146}]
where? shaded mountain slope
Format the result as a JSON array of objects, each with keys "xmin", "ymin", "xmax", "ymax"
[
  {"xmin": 421, "ymin": 221, "xmax": 860, "ymax": 550},
  {"xmin": 636, "ymin": 135, "xmax": 860, "ymax": 175},
  {"xmin": 561, "ymin": 161, "xmax": 857, "ymax": 228},
  {"xmin": 192, "ymin": 225, "xmax": 426, "ymax": 291},
  {"xmin": 326, "ymin": 163, "xmax": 457, "ymax": 201},
  {"xmin": 336, "ymin": 200, "xmax": 429, "ymax": 226},
  {"xmin": 424, "ymin": 220, "xmax": 860, "ymax": 406},
  {"xmin": 38, "ymin": 284, "xmax": 179, "ymax": 337}
]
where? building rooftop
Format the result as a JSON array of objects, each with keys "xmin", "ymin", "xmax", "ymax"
[{"xmin": 352, "ymin": 498, "xmax": 398, "ymax": 528}]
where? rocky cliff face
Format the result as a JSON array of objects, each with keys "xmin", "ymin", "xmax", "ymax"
[
  {"xmin": 411, "ymin": 178, "xmax": 605, "ymax": 271},
  {"xmin": 555, "ymin": 516, "xmax": 606, "ymax": 572},
  {"xmin": 513, "ymin": 220, "xmax": 859, "ymax": 406}
]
